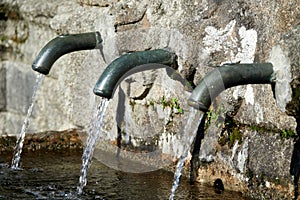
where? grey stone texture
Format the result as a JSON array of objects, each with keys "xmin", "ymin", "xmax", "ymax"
[
  {"xmin": 0, "ymin": 61, "xmax": 36, "ymax": 135},
  {"xmin": 0, "ymin": 0, "xmax": 299, "ymax": 198}
]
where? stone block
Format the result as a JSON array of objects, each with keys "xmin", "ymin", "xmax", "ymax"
[
  {"xmin": 0, "ymin": 61, "xmax": 37, "ymax": 136},
  {"xmin": 0, "ymin": 112, "xmax": 23, "ymax": 136},
  {"xmin": 248, "ymin": 130, "xmax": 293, "ymax": 179},
  {"xmin": 1, "ymin": 61, "xmax": 36, "ymax": 115}
]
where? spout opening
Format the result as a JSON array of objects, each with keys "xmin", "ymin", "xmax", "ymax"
[
  {"xmin": 32, "ymin": 64, "xmax": 50, "ymax": 75},
  {"xmin": 187, "ymin": 99, "xmax": 209, "ymax": 112},
  {"xmin": 93, "ymin": 88, "xmax": 112, "ymax": 99}
]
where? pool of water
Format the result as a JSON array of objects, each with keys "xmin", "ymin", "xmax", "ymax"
[{"xmin": 0, "ymin": 150, "xmax": 249, "ymax": 199}]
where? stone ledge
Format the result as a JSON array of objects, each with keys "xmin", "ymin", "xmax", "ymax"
[{"xmin": 0, "ymin": 128, "xmax": 84, "ymax": 153}]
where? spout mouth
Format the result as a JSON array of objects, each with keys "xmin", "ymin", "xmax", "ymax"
[
  {"xmin": 32, "ymin": 32, "xmax": 102, "ymax": 75},
  {"xmin": 188, "ymin": 63, "xmax": 274, "ymax": 111},
  {"xmin": 32, "ymin": 63, "xmax": 51, "ymax": 75},
  {"xmin": 187, "ymin": 99, "xmax": 209, "ymax": 112},
  {"xmin": 93, "ymin": 88, "xmax": 112, "ymax": 99},
  {"xmin": 93, "ymin": 49, "xmax": 177, "ymax": 99}
]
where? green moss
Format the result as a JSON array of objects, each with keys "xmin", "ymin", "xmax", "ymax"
[
  {"xmin": 218, "ymin": 113, "xmax": 243, "ymax": 148},
  {"xmin": 249, "ymin": 125, "xmax": 271, "ymax": 133},
  {"xmin": 0, "ymin": 35, "xmax": 8, "ymax": 42},
  {"xmin": 205, "ymin": 106, "xmax": 224, "ymax": 128},
  {"xmin": 160, "ymin": 96, "xmax": 183, "ymax": 114},
  {"xmin": 206, "ymin": 109, "xmax": 219, "ymax": 125},
  {"xmin": 172, "ymin": 97, "xmax": 182, "ymax": 113},
  {"xmin": 229, "ymin": 127, "xmax": 242, "ymax": 147},
  {"xmin": 280, "ymin": 129, "xmax": 296, "ymax": 139},
  {"xmin": 249, "ymin": 124, "xmax": 296, "ymax": 140},
  {"xmin": 218, "ymin": 114, "xmax": 296, "ymax": 148},
  {"xmin": 161, "ymin": 95, "xmax": 167, "ymax": 108},
  {"xmin": 149, "ymin": 100, "xmax": 154, "ymax": 109}
]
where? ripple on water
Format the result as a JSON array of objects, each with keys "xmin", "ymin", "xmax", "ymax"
[{"xmin": 0, "ymin": 151, "xmax": 249, "ymax": 200}]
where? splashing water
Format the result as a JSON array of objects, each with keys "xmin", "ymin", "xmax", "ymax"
[
  {"xmin": 169, "ymin": 108, "xmax": 203, "ymax": 200},
  {"xmin": 11, "ymin": 74, "xmax": 44, "ymax": 169},
  {"xmin": 169, "ymin": 156, "xmax": 187, "ymax": 200},
  {"xmin": 77, "ymin": 98, "xmax": 109, "ymax": 195}
]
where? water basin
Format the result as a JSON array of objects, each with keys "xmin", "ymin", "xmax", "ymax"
[{"xmin": 0, "ymin": 150, "xmax": 249, "ymax": 199}]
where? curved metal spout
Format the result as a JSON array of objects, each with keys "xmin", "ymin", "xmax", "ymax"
[
  {"xmin": 32, "ymin": 32, "xmax": 102, "ymax": 75},
  {"xmin": 93, "ymin": 49, "xmax": 177, "ymax": 99},
  {"xmin": 188, "ymin": 63, "xmax": 275, "ymax": 112}
]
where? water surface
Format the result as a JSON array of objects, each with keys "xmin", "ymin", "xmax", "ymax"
[{"xmin": 0, "ymin": 151, "xmax": 248, "ymax": 199}]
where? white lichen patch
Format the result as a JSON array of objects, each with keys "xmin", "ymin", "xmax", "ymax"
[
  {"xmin": 254, "ymin": 103, "xmax": 264, "ymax": 123},
  {"xmin": 231, "ymin": 141, "xmax": 239, "ymax": 161},
  {"xmin": 265, "ymin": 181, "xmax": 270, "ymax": 188},
  {"xmin": 269, "ymin": 45, "xmax": 292, "ymax": 112},
  {"xmin": 231, "ymin": 26, "xmax": 257, "ymax": 102},
  {"xmin": 244, "ymin": 85, "xmax": 254, "ymax": 105},
  {"xmin": 203, "ymin": 20, "xmax": 257, "ymax": 63},
  {"xmin": 232, "ymin": 85, "xmax": 243, "ymax": 100},
  {"xmin": 203, "ymin": 20, "xmax": 237, "ymax": 56},
  {"xmin": 203, "ymin": 21, "xmax": 267, "ymax": 122},
  {"xmin": 234, "ymin": 27, "xmax": 258, "ymax": 63},
  {"xmin": 237, "ymin": 140, "xmax": 248, "ymax": 174},
  {"xmin": 203, "ymin": 20, "xmax": 258, "ymax": 106}
]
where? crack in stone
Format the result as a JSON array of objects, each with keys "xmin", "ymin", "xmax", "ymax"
[
  {"xmin": 114, "ymin": 9, "xmax": 147, "ymax": 32},
  {"xmin": 132, "ymin": 83, "xmax": 153, "ymax": 100}
]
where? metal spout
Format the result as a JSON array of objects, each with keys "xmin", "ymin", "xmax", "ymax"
[
  {"xmin": 188, "ymin": 63, "xmax": 275, "ymax": 112},
  {"xmin": 32, "ymin": 32, "xmax": 102, "ymax": 75},
  {"xmin": 93, "ymin": 49, "xmax": 177, "ymax": 99}
]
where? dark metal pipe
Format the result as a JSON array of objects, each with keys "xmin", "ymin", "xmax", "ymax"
[
  {"xmin": 188, "ymin": 63, "xmax": 275, "ymax": 112},
  {"xmin": 93, "ymin": 49, "xmax": 177, "ymax": 99},
  {"xmin": 32, "ymin": 32, "xmax": 102, "ymax": 75}
]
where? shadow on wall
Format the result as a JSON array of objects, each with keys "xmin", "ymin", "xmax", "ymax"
[
  {"xmin": 190, "ymin": 113, "xmax": 206, "ymax": 184},
  {"xmin": 290, "ymin": 116, "xmax": 300, "ymax": 200}
]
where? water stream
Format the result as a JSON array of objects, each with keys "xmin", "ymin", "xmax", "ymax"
[
  {"xmin": 11, "ymin": 74, "xmax": 45, "ymax": 169},
  {"xmin": 169, "ymin": 108, "xmax": 203, "ymax": 200},
  {"xmin": 77, "ymin": 98, "xmax": 109, "ymax": 195}
]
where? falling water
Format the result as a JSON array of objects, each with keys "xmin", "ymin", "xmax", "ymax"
[
  {"xmin": 169, "ymin": 108, "xmax": 203, "ymax": 200},
  {"xmin": 11, "ymin": 74, "xmax": 44, "ymax": 169},
  {"xmin": 77, "ymin": 98, "xmax": 109, "ymax": 195}
]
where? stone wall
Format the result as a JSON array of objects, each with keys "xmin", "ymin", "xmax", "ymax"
[{"xmin": 0, "ymin": 0, "xmax": 299, "ymax": 199}]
